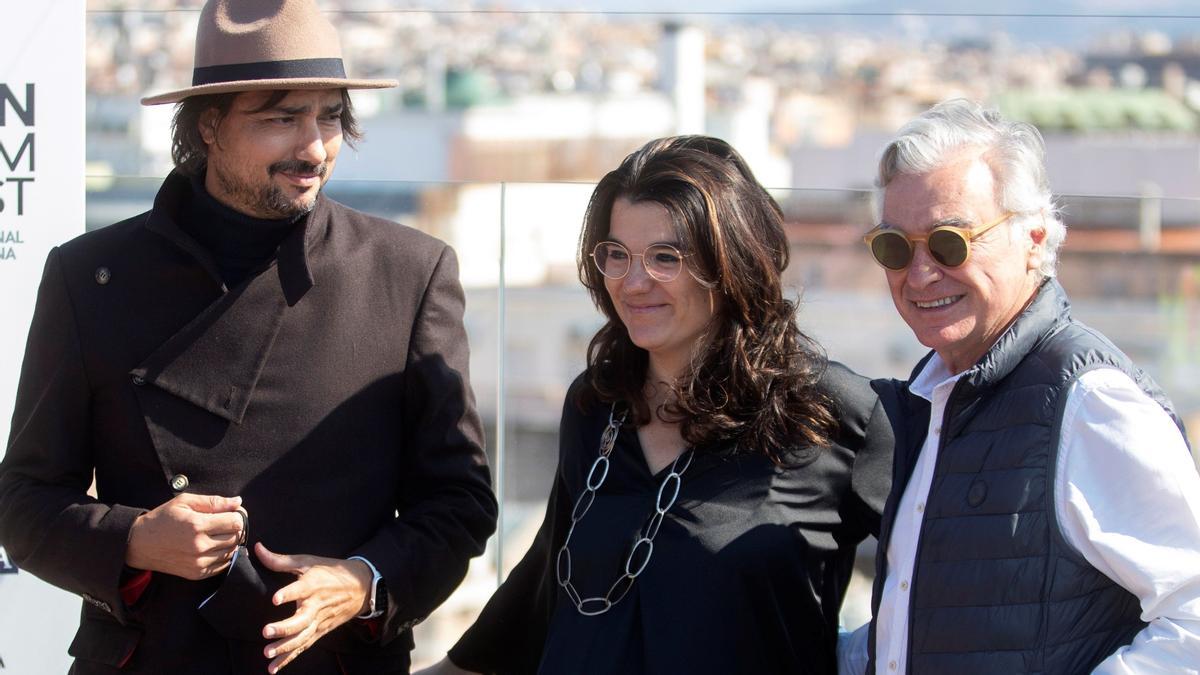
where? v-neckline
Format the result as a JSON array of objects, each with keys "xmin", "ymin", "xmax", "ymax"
[{"xmin": 625, "ymin": 425, "xmax": 687, "ymax": 481}]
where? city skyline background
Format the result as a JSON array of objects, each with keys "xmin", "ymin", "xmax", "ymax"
[{"xmin": 78, "ymin": 1, "xmax": 1200, "ymax": 666}]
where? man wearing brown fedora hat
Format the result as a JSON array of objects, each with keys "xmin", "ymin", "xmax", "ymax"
[{"xmin": 0, "ymin": 1, "xmax": 497, "ymax": 674}]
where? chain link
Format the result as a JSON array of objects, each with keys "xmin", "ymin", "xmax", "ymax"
[{"xmin": 556, "ymin": 404, "xmax": 695, "ymax": 616}]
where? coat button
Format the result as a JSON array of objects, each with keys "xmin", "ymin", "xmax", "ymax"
[
  {"xmin": 131, "ymin": 374, "xmax": 145, "ymax": 386},
  {"xmin": 967, "ymin": 479, "xmax": 988, "ymax": 507},
  {"xmin": 170, "ymin": 474, "xmax": 189, "ymax": 492},
  {"xmin": 94, "ymin": 267, "xmax": 111, "ymax": 285}
]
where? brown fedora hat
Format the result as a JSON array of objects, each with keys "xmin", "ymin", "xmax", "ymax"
[{"xmin": 141, "ymin": 0, "xmax": 397, "ymax": 105}]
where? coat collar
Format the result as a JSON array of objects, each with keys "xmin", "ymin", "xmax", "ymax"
[
  {"xmin": 142, "ymin": 170, "xmax": 323, "ymax": 304},
  {"xmin": 131, "ymin": 171, "xmax": 330, "ymax": 423}
]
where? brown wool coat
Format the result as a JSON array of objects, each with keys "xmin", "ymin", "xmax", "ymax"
[{"xmin": 0, "ymin": 172, "xmax": 498, "ymax": 674}]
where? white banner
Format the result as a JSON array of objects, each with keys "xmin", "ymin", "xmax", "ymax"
[{"xmin": 0, "ymin": 1, "xmax": 87, "ymax": 672}]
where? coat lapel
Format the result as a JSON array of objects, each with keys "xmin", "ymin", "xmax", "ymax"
[
  {"xmin": 131, "ymin": 269, "xmax": 287, "ymax": 425},
  {"xmin": 130, "ymin": 173, "xmax": 326, "ymax": 425}
]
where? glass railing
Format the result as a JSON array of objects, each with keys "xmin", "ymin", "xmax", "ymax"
[
  {"xmin": 83, "ymin": 175, "xmax": 1200, "ymax": 664},
  {"xmin": 58, "ymin": 2, "xmax": 1200, "ymax": 667}
]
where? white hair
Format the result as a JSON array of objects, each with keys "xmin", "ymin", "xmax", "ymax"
[{"xmin": 875, "ymin": 98, "xmax": 1065, "ymax": 277}]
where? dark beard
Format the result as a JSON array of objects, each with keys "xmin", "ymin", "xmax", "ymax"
[{"xmin": 212, "ymin": 160, "xmax": 327, "ymax": 219}]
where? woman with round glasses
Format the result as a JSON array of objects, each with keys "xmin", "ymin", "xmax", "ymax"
[{"xmin": 419, "ymin": 136, "xmax": 893, "ymax": 675}]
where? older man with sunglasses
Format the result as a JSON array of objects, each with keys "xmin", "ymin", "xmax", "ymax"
[{"xmin": 843, "ymin": 99, "xmax": 1200, "ymax": 675}]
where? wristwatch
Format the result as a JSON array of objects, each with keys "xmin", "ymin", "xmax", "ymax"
[{"xmin": 348, "ymin": 556, "xmax": 386, "ymax": 620}]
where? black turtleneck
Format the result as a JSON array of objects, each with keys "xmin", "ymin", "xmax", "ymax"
[{"xmin": 177, "ymin": 172, "xmax": 305, "ymax": 288}]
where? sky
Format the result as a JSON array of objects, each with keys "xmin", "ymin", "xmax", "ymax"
[
  {"xmin": 491, "ymin": 0, "xmax": 1196, "ymax": 13},
  {"xmin": 473, "ymin": 0, "xmax": 1200, "ymax": 47}
]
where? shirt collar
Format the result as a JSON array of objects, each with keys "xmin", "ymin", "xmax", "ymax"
[{"xmin": 908, "ymin": 351, "xmax": 965, "ymax": 403}]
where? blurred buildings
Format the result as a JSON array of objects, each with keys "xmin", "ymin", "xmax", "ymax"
[
  {"xmin": 86, "ymin": 3, "xmax": 1200, "ymax": 193},
  {"xmin": 84, "ymin": 0, "xmax": 1200, "ymax": 483},
  {"xmin": 80, "ymin": 3, "xmax": 1200, "ymax": 663}
]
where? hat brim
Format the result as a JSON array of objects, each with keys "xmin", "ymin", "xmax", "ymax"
[{"xmin": 141, "ymin": 77, "xmax": 398, "ymax": 106}]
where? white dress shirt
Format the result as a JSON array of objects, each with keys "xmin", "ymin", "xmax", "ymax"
[{"xmin": 854, "ymin": 353, "xmax": 1200, "ymax": 675}]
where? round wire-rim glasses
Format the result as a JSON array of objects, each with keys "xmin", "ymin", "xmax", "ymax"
[
  {"xmin": 589, "ymin": 241, "xmax": 692, "ymax": 282},
  {"xmin": 862, "ymin": 212, "xmax": 1014, "ymax": 270}
]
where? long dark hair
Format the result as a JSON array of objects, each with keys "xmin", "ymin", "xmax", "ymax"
[{"xmin": 578, "ymin": 135, "xmax": 836, "ymax": 464}]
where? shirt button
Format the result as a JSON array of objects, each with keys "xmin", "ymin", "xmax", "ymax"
[
  {"xmin": 900, "ymin": 580, "xmax": 909, "ymax": 591},
  {"xmin": 916, "ymin": 502, "xmax": 925, "ymax": 513},
  {"xmin": 889, "ymin": 660, "xmax": 898, "ymax": 670},
  {"xmin": 934, "ymin": 426, "xmax": 941, "ymax": 435},
  {"xmin": 169, "ymin": 474, "xmax": 189, "ymax": 491}
]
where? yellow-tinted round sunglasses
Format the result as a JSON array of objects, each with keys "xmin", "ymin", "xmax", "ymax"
[{"xmin": 863, "ymin": 212, "xmax": 1014, "ymax": 270}]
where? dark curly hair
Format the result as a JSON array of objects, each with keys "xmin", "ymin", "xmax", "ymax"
[
  {"xmin": 578, "ymin": 135, "xmax": 837, "ymax": 465},
  {"xmin": 170, "ymin": 89, "xmax": 363, "ymax": 177}
]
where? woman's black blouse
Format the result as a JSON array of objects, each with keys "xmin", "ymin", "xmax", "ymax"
[{"xmin": 448, "ymin": 362, "xmax": 893, "ymax": 675}]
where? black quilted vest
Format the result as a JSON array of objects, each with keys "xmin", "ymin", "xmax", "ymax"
[{"xmin": 866, "ymin": 279, "xmax": 1187, "ymax": 675}]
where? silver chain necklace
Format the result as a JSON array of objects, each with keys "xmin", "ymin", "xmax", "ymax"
[{"xmin": 556, "ymin": 404, "xmax": 695, "ymax": 616}]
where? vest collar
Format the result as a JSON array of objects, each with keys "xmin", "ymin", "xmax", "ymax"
[{"xmin": 957, "ymin": 277, "xmax": 1069, "ymax": 395}]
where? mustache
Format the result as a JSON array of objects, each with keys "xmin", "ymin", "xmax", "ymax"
[{"xmin": 269, "ymin": 160, "xmax": 328, "ymax": 178}]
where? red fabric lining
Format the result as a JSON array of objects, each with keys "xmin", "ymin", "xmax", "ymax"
[
  {"xmin": 116, "ymin": 635, "xmax": 139, "ymax": 668},
  {"xmin": 119, "ymin": 569, "xmax": 152, "ymax": 607},
  {"xmin": 358, "ymin": 616, "xmax": 381, "ymax": 641}
]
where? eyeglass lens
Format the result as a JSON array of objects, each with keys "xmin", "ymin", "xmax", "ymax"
[
  {"xmin": 871, "ymin": 229, "xmax": 971, "ymax": 270},
  {"xmin": 927, "ymin": 230, "xmax": 968, "ymax": 267},
  {"xmin": 593, "ymin": 242, "xmax": 684, "ymax": 281}
]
